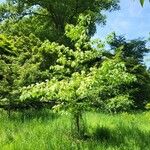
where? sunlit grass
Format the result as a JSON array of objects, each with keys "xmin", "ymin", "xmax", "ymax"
[{"xmin": 0, "ymin": 110, "xmax": 150, "ymax": 150}]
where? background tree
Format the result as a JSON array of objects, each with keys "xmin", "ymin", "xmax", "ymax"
[
  {"xmin": 0, "ymin": 34, "xmax": 18, "ymax": 112},
  {"xmin": 0, "ymin": 0, "xmax": 119, "ymax": 44},
  {"xmin": 107, "ymin": 33, "xmax": 150, "ymax": 108}
]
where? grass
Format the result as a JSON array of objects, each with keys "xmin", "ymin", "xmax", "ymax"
[{"xmin": 0, "ymin": 109, "xmax": 150, "ymax": 150}]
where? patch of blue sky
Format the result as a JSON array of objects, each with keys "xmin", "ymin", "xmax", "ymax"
[
  {"xmin": 94, "ymin": 0, "xmax": 150, "ymax": 68},
  {"xmin": 0, "ymin": 0, "xmax": 5, "ymax": 3}
]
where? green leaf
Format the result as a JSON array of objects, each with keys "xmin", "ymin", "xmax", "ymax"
[{"xmin": 140, "ymin": 0, "xmax": 145, "ymax": 6}]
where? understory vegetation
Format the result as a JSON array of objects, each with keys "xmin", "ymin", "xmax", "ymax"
[{"xmin": 1, "ymin": 110, "xmax": 150, "ymax": 150}]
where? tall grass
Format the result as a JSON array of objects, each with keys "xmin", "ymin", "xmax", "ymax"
[{"xmin": 0, "ymin": 109, "xmax": 150, "ymax": 150}]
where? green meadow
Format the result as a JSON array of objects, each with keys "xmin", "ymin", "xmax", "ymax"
[{"xmin": 0, "ymin": 110, "xmax": 150, "ymax": 150}]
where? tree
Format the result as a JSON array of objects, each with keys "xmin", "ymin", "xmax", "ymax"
[
  {"xmin": 19, "ymin": 17, "xmax": 136, "ymax": 136},
  {"xmin": 0, "ymin": 34, "xmax": 19, "ymax": 112},
  {"xmin": 0, "ymin": 33, "xmax": 56, "ymax": 110},
  {"xmin": 107, "ymin": 33, "xmax": 150, "ymax": 108},
  {"xmin": 0, "ymin": 0, "xmax": 120, "ymax": 44},
  {"xmin": 107, "ymin": 33, "xmax": 149, "ymax": 63}
]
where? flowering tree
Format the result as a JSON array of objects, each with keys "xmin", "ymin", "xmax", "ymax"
[{"xmin": 20, "ymin": 15, "xmax": 136, "ymax": 136}]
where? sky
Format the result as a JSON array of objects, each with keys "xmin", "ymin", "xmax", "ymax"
[
  {"xmin": 95, "ymin": 0, "xmax": 150, "ymax": 40},
  {"xmin": 0, "ymin": 0, "xmax": 150, "ymax": 67},
  {"xmin": 94, "ymin": 0, "xmax": 150, "ymax": 67}
]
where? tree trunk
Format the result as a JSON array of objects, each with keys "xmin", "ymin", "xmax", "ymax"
[{"xmin": 72, "ymin": 111, "xmax": 85, "ymax": 138}]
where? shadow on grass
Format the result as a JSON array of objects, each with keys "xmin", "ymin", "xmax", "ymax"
[
  {"xmin": 3, "ymin": 109, "xmax": 59, "ymax": 122},
  {"xmin": 89, "ymin": 124, "xmax": 150, "ymax": 149}
]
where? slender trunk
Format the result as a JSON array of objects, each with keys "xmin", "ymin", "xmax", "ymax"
[
  {"xmin": 75, "ymin": 112, "xmax": 80, "ymax": 134},
  {"xmin": 8, "ymin": 101, "xmax": 11, "ymax": 118},
  {"xmin": 21, "ymin": 109, "xmax": 25, "ymax": 123},
  {"xmin": 72, "ymin": 111, "xmax": 85, "ymax": 137},
  {"xmin": 8, "ymin": 108, "xmax": 11, "ymax": 118}
]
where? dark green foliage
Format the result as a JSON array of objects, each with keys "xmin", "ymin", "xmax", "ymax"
[
  {"xmin": 107, "ymin": 33, "xmax": 150, "ymax": 109},
  {"xmin": 0, "ymin": 34, "xmax": 17, "ymax": 103},
  {"xmin": 107, "ymin": 33, "xmax": 150, "ymax": 62}
]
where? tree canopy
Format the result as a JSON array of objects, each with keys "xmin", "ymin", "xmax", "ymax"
[{"xmin": 0, "ymin": 0, "xmax": 119, "ymax": 44}]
